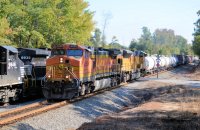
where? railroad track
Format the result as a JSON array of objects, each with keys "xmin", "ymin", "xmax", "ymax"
[
  {"xmin": 0, "ymin": 68, "xmax": 172, "ymax": 127},
  {"xmin": 0, "ymin": 82, "xmax": 127, "ymax": 127}
]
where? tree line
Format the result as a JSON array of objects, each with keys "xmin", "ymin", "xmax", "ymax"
[
  {"xmin": 90, "ymin": 27, "xmax": 194, "ymax": 56},
  {"xmin": 129, "ymin": 27, "xmax": 193, "ymax": 55}
]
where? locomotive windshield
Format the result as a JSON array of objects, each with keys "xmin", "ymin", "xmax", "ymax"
[
  {"xmin": 51, "ymin": 49, "xmax": 65, "ymax": 56},
  {"xmin": 66, "ymin": 50, "xmax": 83, "ymax": 57},
  {"xmin": 32, "ymin": 57, "xmax": 46, "ymax": 66}
]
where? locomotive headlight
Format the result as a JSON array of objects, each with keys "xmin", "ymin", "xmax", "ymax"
[
  {"xmin": 65, "ymin": 75, "xmax": 69, "ymax": 79},
  {"xmin": 47, "ymin": 75, "xmax": 51, "ymax": 78},
  {"xmin": 60, "ymin": 58, "xmax": 64, "ymax": 63}
]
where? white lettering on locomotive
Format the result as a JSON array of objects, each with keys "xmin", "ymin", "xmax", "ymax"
[
  {"xmin": 8, "ymin": 62, "xmax": 16, "ymax": 69},
  {"xmin": 21, "ymin": 56, "xmax": 31, "ymax": 60}
]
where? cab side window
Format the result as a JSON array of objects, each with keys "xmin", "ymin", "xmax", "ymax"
[
  {"xmin": 0, "ymin": 49, "xmax": 7, "ymax": 75},
  {"xmin": 0, "ymin": 50, "xmax": 6, "ymax": 62}
]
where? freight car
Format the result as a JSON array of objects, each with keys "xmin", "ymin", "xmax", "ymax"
[
  {"xmin": 42, "ymin": 44, "xmax": 146, "ymax": 100},
  {"xmin": 176, "ymin": 54, "xmax": 186, "ymax": 65},
  {"xmin": 0, "ymin": 46, "xmax": 50, "ymax": 103}
]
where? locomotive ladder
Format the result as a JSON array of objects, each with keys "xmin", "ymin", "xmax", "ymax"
[{"xmin": 65, "ymin": 67, "xmax": 79, "ymax": 86}]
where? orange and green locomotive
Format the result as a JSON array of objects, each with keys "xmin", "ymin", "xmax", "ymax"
[{"xmin": 42, "ymin": 44, "xmax": 146, "ymax": 100}]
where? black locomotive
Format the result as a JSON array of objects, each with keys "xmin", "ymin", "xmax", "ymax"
[
  {"xmin": 0, "ymin": 46, "xmax": 50, "ymax": 103},
  {"xmin": 0, "ymin": 46, "xmax": 24, "ymax": 103}
]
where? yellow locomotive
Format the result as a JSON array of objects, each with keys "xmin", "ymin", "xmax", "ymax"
[{"xmin": 42, "ymin": 44, "xmax": 146, "ymax": 100}]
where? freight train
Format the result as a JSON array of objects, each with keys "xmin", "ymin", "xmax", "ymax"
[
  {"xmin": 0, "ymin": 44, "xmax": 197, "ymax": 103},
  {"xmin": 42, "ymin": 44, "xmax": 198, "ymax": 101},
  {"xmin": 0, "ymin": 46, "xmax": 50, "ymax": 103},
  {"xmin": 42, "ymin": 44, "xmax": 146, "ymax": 100}
]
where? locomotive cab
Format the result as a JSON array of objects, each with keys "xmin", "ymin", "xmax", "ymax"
[
  {"xmin": 47, "ymin": 44, "xmax": 92, "ymax": 81},
  {"xmin": 43, "ymin": 44, "xmax": 94, "ymax": 99}
]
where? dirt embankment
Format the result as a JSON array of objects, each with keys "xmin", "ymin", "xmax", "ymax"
[
  {"xmin": 78, "ymin": 64, "xmax": 200, "ymax": 130},
  {"xmin": 186, "ymin": 63, "xmax": 200, "ymax": 80},
  {"xmin": 78, "ymin": 85, "xmax": 200, "ymax": 130}
]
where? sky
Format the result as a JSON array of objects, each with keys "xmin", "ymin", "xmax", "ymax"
[{"xmin": 85, "ymin": 0, "xmax": 200, "ymax": 47}]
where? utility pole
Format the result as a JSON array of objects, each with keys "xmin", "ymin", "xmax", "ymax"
[{"xmin": 156, "ymin": 54, "xmax": 160, "ymax": 79}]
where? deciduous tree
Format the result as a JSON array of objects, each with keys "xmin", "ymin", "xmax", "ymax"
[
  {"xmin": 0, "ymin": 0, "xmax": 94, "ymax": 47},
  {"xmin": 193, "ymin": 10, "xmax": 200, "ymax": 57}
]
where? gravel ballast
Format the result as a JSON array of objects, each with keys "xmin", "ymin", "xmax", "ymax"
[{"xmin": 1, "ymin": 81, "xmax": 147, "ymax": 130}]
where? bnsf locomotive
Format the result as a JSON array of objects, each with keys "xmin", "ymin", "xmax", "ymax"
[
  {"xmin": 0, "ymin": 46, "xmax": 50, "ymax": 103},
  {"xmin": 42, "ymin": 44, "xmax": 146, "ymax": 100}
]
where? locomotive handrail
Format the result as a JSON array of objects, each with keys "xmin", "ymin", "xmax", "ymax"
[
  {"xmin": 64, "ymin": 67, "xmax": 80, "ymax": 88},
  {"xmin": 41, "ymin": 75, "xmax": 47, "ymax": 87},
  {"xmin": 23, "ymin": 67, "xmax": 29, "ymax": 89},
  {"xmin": 41, "ymin": 70, "xmax": 51, "ymax": 86},
  {"xmin": 41, "ymin": 75, "xmax": 46, "ymax": 86},
  {"xmin": 65, "ymin": 67, "xmax": 78, "ymax": 81},
  {"xmin": 32, "ymin": 67, "xmax": 36, "ymax": 88}
]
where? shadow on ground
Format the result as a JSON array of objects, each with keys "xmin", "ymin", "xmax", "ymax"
[
  {"xmin": 74, "ymin": 83, "xmax": 200, "ymax": 130},
  {"xmin": 10, "ymin": 123, "xmax": 45, "ymax": 130},
  {"xmin": 78, "ymin": 110, "xmax": 200, "ymax": 130}
]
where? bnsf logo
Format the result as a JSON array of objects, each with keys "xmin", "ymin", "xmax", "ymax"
[{"xmin": 21, "ymin": 56, "xmax": 31, "ymax": 60}]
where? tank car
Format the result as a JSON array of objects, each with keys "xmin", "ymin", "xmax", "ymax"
[
  {"xmin": 185, "ymin": 55, "xmax": 194, "ymax": 64},
  {"xmin": 163, "ymin": 56, "xmax": 170, "ymax": 69},
  {"xmin": 144, "ymin": 55, "xmax": 157, "ymax": 73},
  {"xmin": 0, "ymin": 46, "xmax": 24, "ymax": 103},
  {"xmin": 176, "ymin": 54, "xmax": 185, "ymax": 65},
  {"xmin": 169, "ymin": 56, "xmax": 177, "ymax": 67}
]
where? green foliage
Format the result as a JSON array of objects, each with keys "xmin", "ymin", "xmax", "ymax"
[
  {"xmin": 193, "ymin": 10, "xmax": 200, "ymax": 57},
  {"xmin": 153, "ymin": 29, "xmax": 175, "ymax": 45},
  {"xmin": 0, "ymin": 0, "xmax": 94, "ymax": 48},
  {"xmin": 138, "ymin": 27, "xmax": 153, "ymax": 54},
  {"xmin": 193, "ymin": 35, "xmax": 200, "ymax": 56},
  {"xmin": 0, "ymin": 18, "xmax": 13, "ymax": 45},
  {"xmin": 129, "ymin": 39, "xmax": 137, "ymax": 51},
  {"xmin": 129, "ymin": 27, "xmax": 193, "ymax": 55}
]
